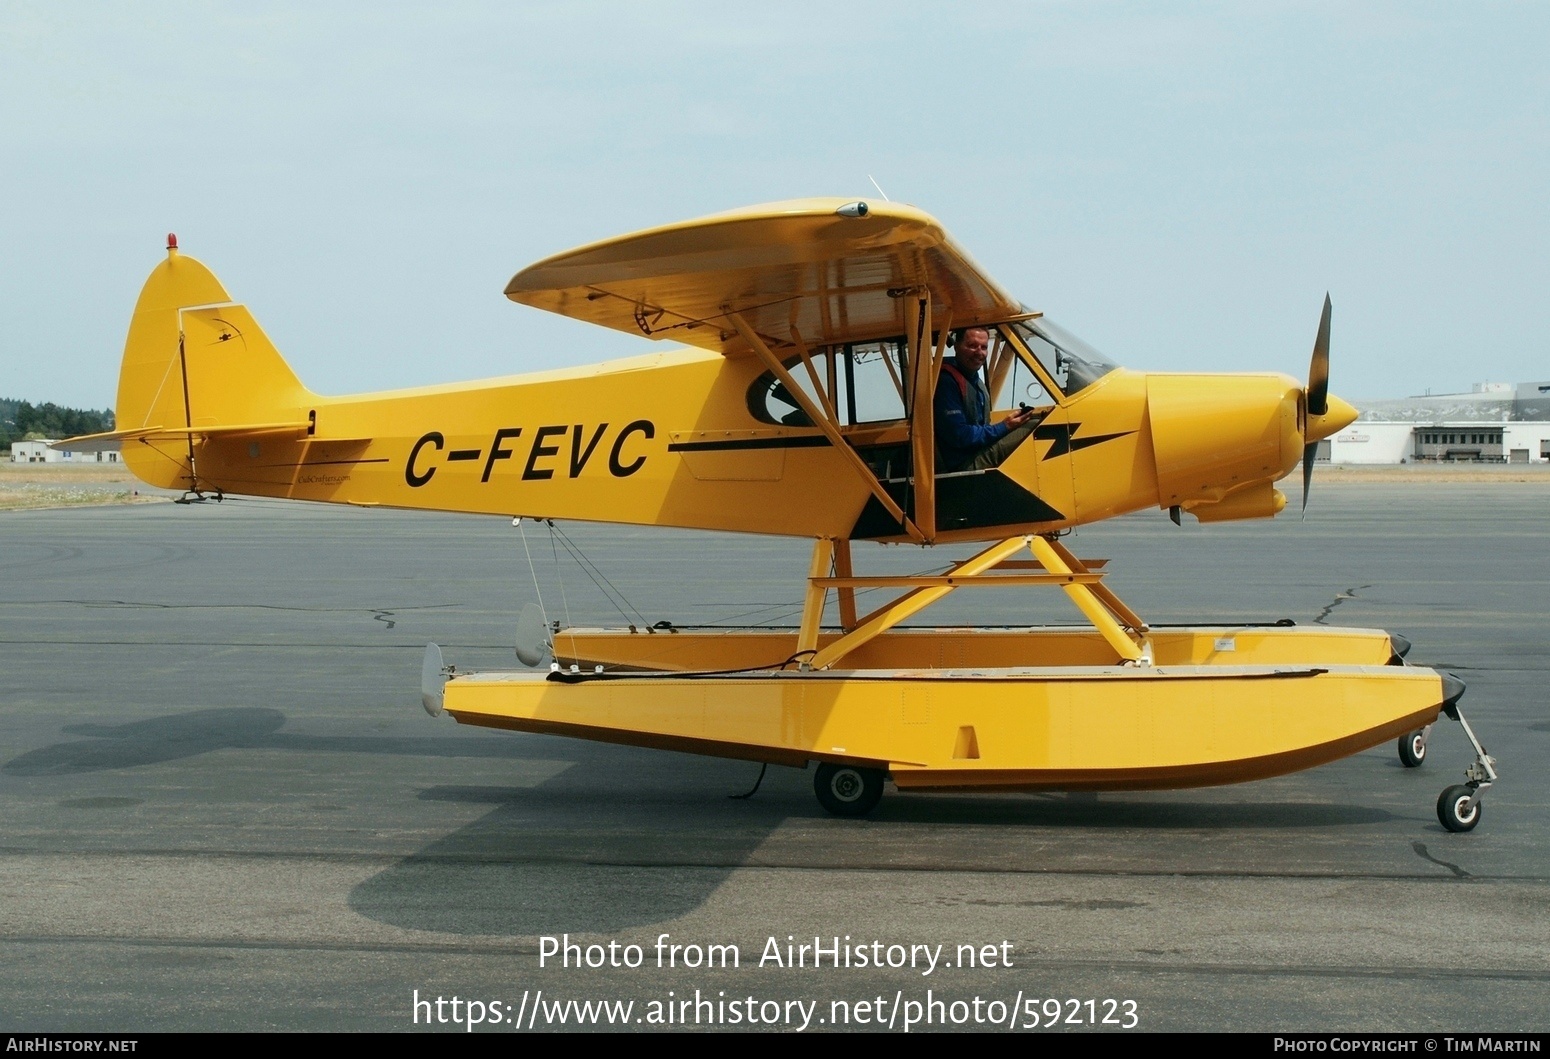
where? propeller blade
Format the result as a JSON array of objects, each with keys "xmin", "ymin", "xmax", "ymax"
[
  {"xmin": 1307, "ymin": 293, "xmax": 1331, "ymax": 417},
  {"xmin": 1302, "ymin": 441, "xmax": 1317, "ymax": 516}
]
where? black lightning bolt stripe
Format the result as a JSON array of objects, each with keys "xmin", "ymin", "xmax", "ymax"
[
  {"xmin": 850, "ymin": 470, "xmax": 1066, "ymax": 539},
  {"xmin": 1034, "ymin": 422, "xmax": 1135, "ymax": 460}
]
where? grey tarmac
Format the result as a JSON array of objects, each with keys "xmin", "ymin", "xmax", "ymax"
[{"xmin": 0, "ymin": 481, "xmax": 1546, "ymax": 1031}]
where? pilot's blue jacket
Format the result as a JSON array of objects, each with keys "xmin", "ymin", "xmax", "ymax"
[{"xmin": 934, "ymin": 357, "xmax": 1009, "ymax": 470}]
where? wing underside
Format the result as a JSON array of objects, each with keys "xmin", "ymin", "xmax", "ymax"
[{"xmin": 504, "ymin": 198, "xmax": 1019, "ymax": 354}]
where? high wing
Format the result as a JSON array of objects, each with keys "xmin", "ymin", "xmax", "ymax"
[{"xmin": 504, "ymin": 198, "xmax": 1019, "ymax": 354}]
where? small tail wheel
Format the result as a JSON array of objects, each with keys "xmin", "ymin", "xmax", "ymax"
[
  {"xmin": 814, "ymin": 763, "xmax": 885, "ymax": 817},
  {"xmin": 1437, "ymin": 784, "xmax": 1482, "ymax": 833},
  {"xmin": 1398, "ymin": 727, "xmax": 1429, "ymax": 768}
]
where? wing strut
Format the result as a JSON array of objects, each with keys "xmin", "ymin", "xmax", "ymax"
[
  {"xmin": 725, "ymin": 309, "xmax": 923, "ymax": 543},
  {"xmin": 788, "ymin": 326, "xmax": 839, "ymax": 425},
  {"xmin": 906, "ymin": 292, "xmax": 947, "ymax": 541}
]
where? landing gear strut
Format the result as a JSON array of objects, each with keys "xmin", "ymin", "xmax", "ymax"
[{"xmin": 1435, "ymin": 682, "xmax": 1497, "ymax": 834}]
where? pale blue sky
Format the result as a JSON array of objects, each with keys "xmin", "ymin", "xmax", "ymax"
[{"xmin": 3, "ymin": 2, "xmax": 1546, "ymax": 409}]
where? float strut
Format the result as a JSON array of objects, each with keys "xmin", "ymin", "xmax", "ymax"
[{"xmin": 1028, "ymin": 536, "xmax": 1150, "ymax": 664}]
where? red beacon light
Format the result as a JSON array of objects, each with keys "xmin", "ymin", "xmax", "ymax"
[{"xmin": 167, "ymin": 233, "xmax": 178, "ymax": 251}]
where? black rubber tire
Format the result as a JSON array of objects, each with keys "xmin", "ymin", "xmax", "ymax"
[
  {"xmin": 1437, "ymin": 784, "xmax": 1481, "ymax": 833},
  {"xmin": 1398, "ymin": 728, "xmax": 1428, "ymax": 768},
  {"xmin": 814, "ymin": 763, "xmax": 885, "ymax": 817}
]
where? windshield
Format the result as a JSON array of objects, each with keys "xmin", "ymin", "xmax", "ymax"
[{"xmin": 1011, "ymin": 318, "xmax": 1119, "ymax": 397}]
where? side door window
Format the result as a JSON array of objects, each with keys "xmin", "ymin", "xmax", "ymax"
[
  {"xmin": 840, "ymin": 340, "xmax": 908, "ymax": 425},
  {"xmin": 748, "ymin": 340, "xmax": 909, "ymax": 427}
]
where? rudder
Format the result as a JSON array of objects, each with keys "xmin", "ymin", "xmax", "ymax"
[{"xmin": 115, "ymin": 240, "xmax": 314, "ymax": 489}]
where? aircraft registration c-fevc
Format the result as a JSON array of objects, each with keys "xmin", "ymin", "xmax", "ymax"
[{"xmin": 61, "ymin": 198, "xmax": 1499, "ymax": 830}]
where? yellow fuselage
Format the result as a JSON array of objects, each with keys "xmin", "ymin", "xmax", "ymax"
[{"xmin": 118, "ymin": 251, "xmax": 1349, "ymax": 542}]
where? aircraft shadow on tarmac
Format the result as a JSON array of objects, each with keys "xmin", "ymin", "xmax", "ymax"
[
  {"xmin": 345, "ymin": 741, "xmax": 1394, "ymax": 938},
  {"xmin": 0, "ymin": 705, "xmax": 1392, "ymax": 937},
  {"xmin": 1, "ymin": 706, "xmax": 571, "ymax": 776},
  {"xmin": 348, "ymin": 746, "xmax": 802, "ymax": 937}
]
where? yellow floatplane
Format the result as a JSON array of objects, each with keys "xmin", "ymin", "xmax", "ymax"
[{"xmin": 62, "ymin": 199, "xmax": 1498, "ymax": 829}]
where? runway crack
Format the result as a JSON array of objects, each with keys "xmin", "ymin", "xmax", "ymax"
[
  {"xmin": 1313, "ymin": 584, "xmax": 1374, "ymax": 625},
  {"xmin": 1412, "ymin": 841, "xmax": 1471, "ymax": 879}
]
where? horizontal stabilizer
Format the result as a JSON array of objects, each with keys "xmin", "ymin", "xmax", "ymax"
[{"xmin": 52, "ymin": 421, "xmax": 312, "ymax": 452}]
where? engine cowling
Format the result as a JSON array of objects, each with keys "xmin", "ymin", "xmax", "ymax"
[{"xmin": 1146, "ymin": 373, "xmax": 1303, "ymax": 510}]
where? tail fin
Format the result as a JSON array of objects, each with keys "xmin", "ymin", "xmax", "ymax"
[{"xmin": 114, "ymin": 240, "xmax": 315, "ymax": 490}]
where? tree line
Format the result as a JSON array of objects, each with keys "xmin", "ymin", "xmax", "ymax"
[{"xmin": 0, "ymin": 399, "xmax": 115, "ymax": 450}]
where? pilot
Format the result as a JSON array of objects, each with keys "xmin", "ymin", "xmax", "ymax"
[{"xmin": 934, "ymin": 326, "xmax": 1038, "ymax": 471}]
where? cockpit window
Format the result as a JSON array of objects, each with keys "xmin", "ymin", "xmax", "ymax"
[
  {"xmin": 756, "ymin": 377, "xmax": 816, "ymax": 426},
  {"xmin": 1009, "ymin": 318, "xmax": 1119, "ymax": 397},
  {"xmin": 995, "ymin": 332, "xmax": 1053, "ymax": 412},
  {"xmin": 747, "ymin": 317, "xmax": 1119, "ymax": 426}
]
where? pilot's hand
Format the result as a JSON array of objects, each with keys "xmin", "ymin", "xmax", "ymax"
[{"xmin": 1006, "ymin": 406, "xmax": 1036, "ymax": 428}]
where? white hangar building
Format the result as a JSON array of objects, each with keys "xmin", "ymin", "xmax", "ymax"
[
  {"xmin": 1325, "ymin": 381, "xmax": 1550, "ymax": 465},
  {"xmin": 11, "ymin": 439, "xmax": 121, "ymax": 464}
]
